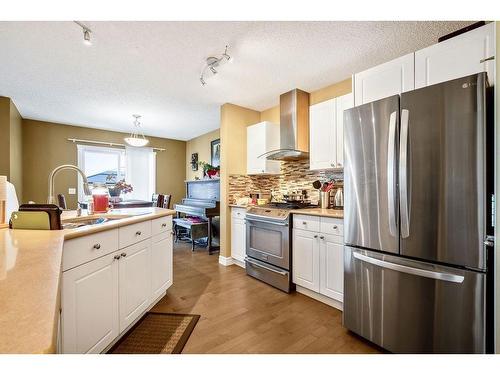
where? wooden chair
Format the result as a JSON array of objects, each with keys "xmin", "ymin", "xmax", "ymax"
[
  {"xmin": 57, "ymin": 194, "xmax": 67, "ymax": 209},
  {"xmin": 152, "ymin": 194, "xmax": 171, "ymax": 209}
]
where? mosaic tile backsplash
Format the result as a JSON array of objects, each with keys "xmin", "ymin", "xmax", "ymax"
[{"xmin": 228, "ymin": 159, "xmax": 343, "ymax": 204}]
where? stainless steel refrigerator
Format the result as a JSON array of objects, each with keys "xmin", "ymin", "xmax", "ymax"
[{"xmin": 343, "ymin": 72, "xmax": 494, "ymax": 353}]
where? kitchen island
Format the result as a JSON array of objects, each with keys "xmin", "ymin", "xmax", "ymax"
[{"xmin": 0, "ymin": 207, "xmax": 175, "ymax": 354}]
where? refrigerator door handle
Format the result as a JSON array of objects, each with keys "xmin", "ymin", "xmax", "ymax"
[
  {"xmin": 387, "ymin": 111, "xmax": 398, "ymax": 237},
  {"xmin": 399, "ymin": 109, "xmax": 410, "ymax": 238},
  {"xmin": 352, "ymin": 251, "xmax": 465, "ymax": 283}
]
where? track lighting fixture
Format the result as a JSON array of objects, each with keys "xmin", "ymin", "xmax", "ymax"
[
  {"xmin": 199, "ymin": 45, "xmax": 232, "ymax": 86},
  {"xmin": 74, "ymin": 21, "xmax": 92, "ymax": 46}
]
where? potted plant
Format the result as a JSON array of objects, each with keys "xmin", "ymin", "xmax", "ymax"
[
  {"xmin": 107, "ymin": 176, "xmax": 133, "ymax": 198},
  {"xmin": 198, "ymin": 161, "xmax": 220, "ymax": 179}
]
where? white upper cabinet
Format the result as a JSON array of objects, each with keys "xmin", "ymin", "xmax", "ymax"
[
  {"xmin": 309, "ymin": 93, "xmax": 353, "ymax": 170},
  {"xmin": 415, "ymin": 23, "xmax": 495, "ymax": 88},
  {"xmin": 247, "ymin": 121, "xmax": 281, "ymax": 175},
  {"xmin": 335, "ymin": 93, "xmax": 354, "ymax": 168},
  {"xmin": 354, "ymin": 52, "xmax": 415, "ymax": 106},
  {"xmin": 309, "ymin": 99, "xmax": 336, "ymax": 170}
]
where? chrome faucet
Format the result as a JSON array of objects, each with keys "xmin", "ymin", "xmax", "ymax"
[{"xmin": 47, "ymin": 164, "xmax": 91, "ymax": 205}]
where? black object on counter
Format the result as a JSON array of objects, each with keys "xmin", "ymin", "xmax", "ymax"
[{"xmin": 19, "ymin": 204, "xmax": 62, "ymax": 230}]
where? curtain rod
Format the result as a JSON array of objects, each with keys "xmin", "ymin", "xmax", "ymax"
[{"xmin": 67, "ymin": 138, "xmax": 166, "ymax": 152}]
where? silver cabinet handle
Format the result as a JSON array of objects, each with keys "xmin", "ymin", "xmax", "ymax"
[
  {"xmin": 399, "ymin": 109, "xmax": 410, "ymax": 238},
  {"xmin": 484, "ymin": 235, "xmax": 495, "ymax": 247},
  {"xmin": 121, "ymin": 252, "xmax": 127, "ymax": 257},
  {"xmin": 319, "ymin": 236, "xmax": 325, "ymax": 240},
  {"xmin": 113, "ymin": 255, "xmax": 121, "ymax": 261},
  {"xmin": 161, "ymin": 223, "xmax": 167, "ymax": 227},
  {"xmin": 136, "ymin": 231, "xmax": 142, "ymax": 236},
  {"xmin": 333, "ymin": 225, "xmax": 338, "ymax": 229},
  {"xmin": 480, "ymin": 56, "xmax": 495, "ymax": 63},
  {"xmin": 387, "ymin": 110, "xmax": 398, "ymax": 237},
  {"xmin": 246, "ymin": 258, "xmax": 287, "ymax": 276},
  {"xmin": 352, "ymin": 251, "xmax": 464, "ymax": 283},
  {"xmin": 93, "ymin": 243, "xmax": 101, "ymax": 250},
  {"xmin": 314, "ymin": 235, "xmax": 318, "ymax": 238}
]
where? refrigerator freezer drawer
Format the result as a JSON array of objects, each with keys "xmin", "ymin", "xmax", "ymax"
[{"xmin": 343, "ymin": 246, "xmax": 486, "ymax": 353}]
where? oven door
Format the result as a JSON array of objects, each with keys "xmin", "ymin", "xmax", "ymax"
[{"xmin": 245, "ymin": 216, "xmax": 290, "ymax": 270}]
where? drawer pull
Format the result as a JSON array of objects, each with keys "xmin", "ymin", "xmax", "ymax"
[
  {"xmin": 314, "ymin": 235, "xmax": 318, "ymax": 239},
  {"xmin": 333, "ymin": 225, "xmax": 338, "ymax": 229},
  {"xmin": 136, "ymin": 231, "xmax": 142, "ymax": 236},
  {"xmin": 302, "ymin": 221, "xmax": 307, "ymax": 225},
  {"xmin": 320, "ymin": 236, "xmax": 325, "ymax": 240},
  {"xmin": 121, "ymin": 252, "xmax": 127, "ymax": 257},
  {"xmin": 93, "ymin": 243, "xmax": 101, "ymax": 250},
  {"xmin": 113, "ymin": 255, "xmax": 121, "ymax": 261},
  {"xmin": 161, "ymin": 223, "xmax": 167, "ymax": 227}
]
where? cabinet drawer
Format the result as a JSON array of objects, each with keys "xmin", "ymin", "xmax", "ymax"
[
  {"xmin": 231, "ymin": 207, "xmax": 247, "ymax": 219},
  {"xmin": 63, "ymin": 229, "xmax": 119, "ymax": 271},
  {"xmin": 320, "ymin": 217, "xmax": 343, "ymax": 236},
  {"xmin": 119, "ymin": 220, "xmax": 152, "ymax": 249},
  {"xmin": 293, "ymin": 215, "xmax": 320, "ymax": 232},
  {"xmin": 151, "ymin": 216, "xmax": 172, "ymax": 236}
]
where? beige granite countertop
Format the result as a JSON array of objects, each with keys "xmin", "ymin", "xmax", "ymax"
[
  {"xmin": 0, "ymin": 207, "xmax": 175, "ymax": 354},
  {"xmin": 290, "ymin": 208, "xmax": 344, "ymax": 219}
]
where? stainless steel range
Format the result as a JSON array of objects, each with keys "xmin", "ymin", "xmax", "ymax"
[{"xmin": 245, "ymin": 202, "xmax": 315, "ymax": 293}]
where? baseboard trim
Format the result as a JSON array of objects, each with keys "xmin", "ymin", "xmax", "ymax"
[
  {"xmin": 218, "ymin": 255, "xmax": 234, "ymax": 266},
  {"xmin": 296, "ymin": 286, "xmax": 343, "ymax": 311},
  {"xmin": 232, "ymin": 258, "xmax": 246, "ymax": 269}
]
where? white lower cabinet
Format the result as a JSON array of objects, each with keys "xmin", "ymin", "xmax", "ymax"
[
  {"xmin": 231, "ymin": 208, "xmax": 247, "ymax": 264},
  {"xmin": 151, "ymin": 231, "xmax": 173, "ymax": 301},
  {"xmin": 61, "ymin": 216, "xmax": 174, "ymax": 353},
  {"xmin": 319, "ymin": 234, "xmax": 344, "ymax": 302},
  {"xmin": 62, "ymin": 251, "xmax": 119, "ymax": 354},
  {"xmin": 118, "ymin": 240, "xmax": 152, "ymax": 332},
  {"xmin": 292, "ymin": 229, "xmax": 320, "ymax": 292},
  {"xmin": 292, "ymin": 215, "xmax": 344, "ymax": 307}
]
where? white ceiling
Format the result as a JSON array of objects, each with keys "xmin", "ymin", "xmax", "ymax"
[{"xmin": 0, "ymin": 21, "xmax": 473, "ymax": 141}]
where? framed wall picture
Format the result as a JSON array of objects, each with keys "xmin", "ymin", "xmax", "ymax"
[
  {"xmin": 191, "ymin": 153, "xmax": 198, "ymax": 171},
  {"xmin": 211, "ymin": 139, "xmax": 220, "ymax": 168}
]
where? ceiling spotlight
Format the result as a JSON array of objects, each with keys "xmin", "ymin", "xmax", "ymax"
[
  {"xmin": 74, "ymin": 21, "xmax": 92, "ymax": 46},
  {"xmin": 199, "ymin": 45, "xmax": 232, "ymax": 86}
]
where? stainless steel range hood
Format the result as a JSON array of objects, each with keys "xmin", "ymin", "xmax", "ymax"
[{"xmin": 261, "ymin": 89, "xmax": 310, "ymax": 161}]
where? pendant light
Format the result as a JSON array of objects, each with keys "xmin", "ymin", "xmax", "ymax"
[{"xmin": 124, "ymin": 114, "xmax": 149, "ymax": 147}]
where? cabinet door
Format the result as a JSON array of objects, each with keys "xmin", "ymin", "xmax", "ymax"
[
  {"xmin": 354, "ymin": 52, "xmax": 414, "ymax": 106},
  {"xmin": 231, "ymin": 217, "xmax": 246, "ymax": 262},
  {"xmin": 335, "ymin": 93, "xmax": 354, "ymax": 168},
  {"xmin": 62, "ymin": 252, "xmax": 119, "ymax": 353},
  {"xmin": 319, "ymin": 235, "xmax": 344, "ymax": 302},
  {"xmin": 292, "ymin": 229, "xmax": 320, "ymax": 292},
  {"xmin": 119, "ymin": 240, "xmax": 152, "ymax": 332},
  {"xmin": 309, "ymin": 99, "xmax": 336, "ymax": 170},
  {"xmin": 151, "ymin": 232, "xmax": 173, "ymax": 302},
  {"xmin": 415, "ymin": 23, "xmax": 495, "ymax": 88},
  {"xmin": 247, "ymin": 122, "xmax": 266, "ymax": 174}
]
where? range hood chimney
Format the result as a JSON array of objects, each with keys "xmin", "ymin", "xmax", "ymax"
[{"xmin": 261, "ymin": 89, "xmax": 310, "ymax": 161}]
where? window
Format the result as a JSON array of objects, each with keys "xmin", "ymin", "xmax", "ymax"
[{"xmin": 77, "ymin": 144, "xmax": 156, "ymax": 202}]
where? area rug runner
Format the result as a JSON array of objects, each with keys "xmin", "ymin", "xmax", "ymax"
[{"xmin": 108, "ymin": 312, "xmax": 200, "ymax": 354}]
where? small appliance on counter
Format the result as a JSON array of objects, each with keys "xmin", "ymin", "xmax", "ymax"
[{"xmin": 10, "ymin": 204, "xmax": 62, "ymax": 230}]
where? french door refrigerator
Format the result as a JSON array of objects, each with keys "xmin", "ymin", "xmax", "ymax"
[{"xmin": 343, "ymin": 72, "xmax": 494, "ymax": 354}]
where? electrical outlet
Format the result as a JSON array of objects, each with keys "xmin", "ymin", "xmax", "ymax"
[{"xmin": 68, "ymin": 188, "xmax": 76, "ymax": 195}]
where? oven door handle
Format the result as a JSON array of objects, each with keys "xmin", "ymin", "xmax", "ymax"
[
  {"xmin": 245, "ymin": 217, "xmax": 289, "ymax": 226},
  {"xmin": 245, "ymin": 258, "xmax": 288, "ymax": 276}
]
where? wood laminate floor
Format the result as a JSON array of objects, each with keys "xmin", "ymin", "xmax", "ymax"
[{"xmin": 151, "ymin": 242, "xmax": 382, "ymax": 354}]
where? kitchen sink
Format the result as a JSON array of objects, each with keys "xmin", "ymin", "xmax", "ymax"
[{"xmin": 62, "ymin": 215, "xmax": 131, "ymax": 229}]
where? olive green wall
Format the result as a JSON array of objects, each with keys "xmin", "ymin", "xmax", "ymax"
[
  {"xmin": 22, "ymin": 119, "xmax": 186, "ymax": 209},
  {"xmin": 185, "ymin": 128, "xmax": 220, "ymax": 181},
  {"xmin": 0, "ymin": 96, "xmax": 23, "ymax": 201}
]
